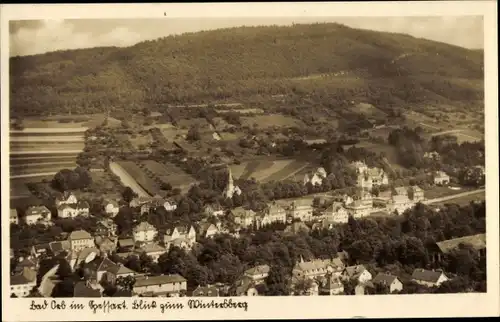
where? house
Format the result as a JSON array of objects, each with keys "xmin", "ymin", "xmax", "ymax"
[
  {"xmin": 140, "ymin": 197, "xmax": 166, "ymax": 215},
  {"xmin": 372, "ymin": 273, "xmax": 403, "ymax": 293},
  {"xmin": 261, "ymin": 202, "xmax": 287, "ymax": 225},
  {"xmin": 163, "ymin": 200, "xmax": 177, "ymax": 212},
  {"xmin": 292, "ymin": 257, "xmax": 345, "ymax": 280},
  {"xmin": 388, "ymin": 187, "xmax": 414, "ymax": 214},
  {"xmin": 132, "ymin": 274, "xmax": 187, "ymax": 297},
  {"xmin": 83, "ymin": 256, "xmax": 121, "ymax": 284},
  {"xmin": 55, "ymin": 191, "xmax": 78, "ymax": 207},
  {"xmin": 13, "ymin": 256, "xmax": 38, "ymax": 274},
  {"xmin": 411, "ymin": 186, "xmax": 425, "ymax": 202},
  {"xmin": 164, "ymin": 225, "xmax": 197, "ymax": 251},
  {"xmin": 345, "ymin": 200, "xmax": 372, "ymax": 218},
  {"xmin": 303, "ymin": 167, "xmax": 328, "ymax": 186},
  {"xmin": 434, "ymin": 171, "xmax": 450, "ymax": 185},
  {"xmin": 198, "ymin": 222, "xmax": 220, "ymax": 239},
  {"xmin": 318, "ymin": 274, "xmax": 344, "ymax": 295},
  {"xmin": 351, "ymin": 161, "xmax": 388, "ymax": 190},
  {"xmin": 192, "ymin": 285, "xmax": 219, "ymax": 297},
  {"xmin": 342, "ymin": 265, "xmax": 373, "ymax": 283},
  {"xmin": 68, "ymin": 230, "xmax": 95, "ymax": 252},
  {"xmin": 288, "ymin": 199, "xmax": 313, "ymax": 222},
  {"xmin": 73, "ymin": 281, "xmax": 102, "ymax": 297},
  {"xmin": 95, "ymin": 236, "xmax": 118, "ymax": 254},
  {"xmin": 30, "ymin": 243, "xmax": 50, "ymax": 258},
  {"xmin": 324, "ymin": 202, "xmax": 349, "ymax": 224},
  {"xmin": 424, "ymin": 151, "xmax": 441, "ymax": 161},
  {"xmin": 355, "ymin": 281, "xmax": 375, "ymax": 295},
  {"xmin": 284, "ymin": 222, "xmax": 311, "ymax": 235},
  {"xmin": 10, "ymin": 209, "xmax": 19, "ymax": 224},
  {"xmin": 108, "ymin": 264, "xmax": 137, "ymax": 281},
  {"xmin": 103, "ymin": 200, "xmax": 120, "ymax": 217},
  {"xmin": 358, "ymin": 190, "xmax": 374, "ymax": 207},
  {"xmin": 223, "ymin": 166, "xmax": 242, "ymax": 199},
  {"xmin": 243, "ymin": 264, "xmax": 270, "ymax": 283},
  {"xmin": 233, "ymin": 277, "xmax": 261, "ymax": 296},
  {"xmin": 118, "ymin": 238, "xmax": 135, "ymax": 252},
  {"xmin": 204, "ymin": 203, "xmax": 225, "ymax": 217},
  {"xmin": 57, "ymin": 201, "xmax": 90, "ymax": 218},
  {"xmin": 232, "ymin": 207, "xmax": 256, "ymax": 228},
  {"xmin": 24, "ymin": 206, "xmax": 52, "ymax": 225},
  {"xmin": 373, "ymin": 190, "xmax": 392, "ymax": 203},
  {"xmin": 133, "ymin": 221, "xmax": 158, "ymax": 243},
  {"xmin": 411, "ymin": 269, "xmax": 449, "ymax": 287},
  {"xmin": 136, "ymin": 243, "xmax": 167, "ymax": 262},
  {"xmin": 95, "ymin": 218, "xmax": 118, "ymax": 237},
  {"xmin": 341, "ymin": 194, "xmax": 354, "ymax": 206},
  {"xmin": 433, "ymin": 233, "xmax": 486, "ymax": 262},
  {"xmin": 10, "ymin": 267, "xmax": 37, "ymax": 298},
  {"xmin": 48, "ymin": 240, "xmax": 71, "ymax": 256}
]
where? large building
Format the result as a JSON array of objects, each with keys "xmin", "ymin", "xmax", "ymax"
[
  {"xmin": 351, "ymin": 161, "xmax": 389, "ymax": 190},
  {"xmin": 133, "ymin": 221, "xmax": 158, "ymax": 243},
  {"xmin": 164, "ymin": 225, "xmax": 197, "ymax": 251},
  {"xmin": 68, "ymin": 230, "xmax": 95, "ymax": 252},
  {"xmin": 132, "ymin": 274, "xmax": 187, "ymax": 297},
  {"xmin": 288, "ymin": 199, "xmax": 314, "ymax": 222}
]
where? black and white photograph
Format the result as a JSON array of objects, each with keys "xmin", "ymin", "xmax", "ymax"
[{"xmin": 2, "ymin": 2, "xmax": 498, "ymax": 321}]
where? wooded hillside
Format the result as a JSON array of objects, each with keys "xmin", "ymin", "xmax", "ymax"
[{"xmin": 10, "ymin": 23, "xmax": 484, "ymax": 117}]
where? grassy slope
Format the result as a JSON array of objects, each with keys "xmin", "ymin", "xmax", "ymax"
[{"xmin": 10, "ymin": 23, "xmax": 483, "ymax": 117}]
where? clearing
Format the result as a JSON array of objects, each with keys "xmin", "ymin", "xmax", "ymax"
[
  {"xmin": 241, "ymin": 114, "xmax": 304, "ymax": 129},
  {"xmin": 230, "ymin": 158, "xmax": 312, "ymax": 183}
]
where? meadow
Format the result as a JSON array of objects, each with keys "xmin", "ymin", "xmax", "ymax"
[{"xmin": 230, "ymin": 158, "xmax": 312, "ymax": 183}]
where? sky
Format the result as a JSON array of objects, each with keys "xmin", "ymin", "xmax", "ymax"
[{"xmin": 9, "ymin": 16, "xmax": 484, "ymax": 57}]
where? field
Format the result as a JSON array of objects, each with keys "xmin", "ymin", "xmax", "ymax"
[
  {"xmin": 349, "ymin": 140, "xmax": 405, "ymax": 170},
  {"xmin": 433, "ymin": 191, "xmax": 485, "ymax": 207},
  {"xmin": 160, "ymin": 127, "xmax": 188, "ymax": 141},
  {"xmin": 216, "ymin": 108, "xmax": 264, "ymax": 114},
  {"xmin": 229, "ymin": 158, "xmax": 311, "ymax": 183},
  {"xmin": 241, "ymin": 114, "xmax": 304, "ymax": 129},
  {"xmin": 177, "ymin": 118, "xmax": 212, "ymax": 130},
  {"xmin": 19, "ymin": 113, "xmax": 121, "ymax": 129},
  {"xmin": 424, "ymin": 186, "xmax": 474, "ymax": 199},
  {"xmin": 139, "ymin": 160, "xmax": 197, "ymax": 193},
  {"xmin": 116, "ymin": 161, "xmax": 161, "ymax": 196}
]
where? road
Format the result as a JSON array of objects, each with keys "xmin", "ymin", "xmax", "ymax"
[
  {"xmin": 422, "ymin": 189, "xmax": 485, "ymax": 205},
  {"xmin": 109, "ymin": 161, "xmax": 151, "ymax": 198}
]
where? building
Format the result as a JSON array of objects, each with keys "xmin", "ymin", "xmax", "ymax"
[
  {"xmin": 73, "ymin": 281, "xmax": 102, "ymax": 297},
  {"xmin": 233, "ymin": 277, "xmax": 261, "ymax": 296},
  {"xmin": 341, "ymin": 194, "xmax": 354, "ymax": 206},
  {"xmin": 55, "ymin": 191, "xmax": 78, "ymax": 207},
  {"xmin": 342, "ymin": 265, "xmax": 373, "ymax": 283},
  {"xmin": 192, "ymin": 285, "xmax": 219, "ymax": 297},
  {"xmin": 318, "ymin": 274, "xmax": 344, "ymax": 295},
  {"xmin": 133, "ymin": 221, "xmax": 158, "ymax": 243},
  {"xmin": 303, "ymin": 167, "xmax": 328, "ymax": 186},
  {"xmin": 132, "ymin": 274, "xmax": 187, "ymax": 297},
  {"xmin": 118, "ymin": 238, "xmax": 135, "ymax": 252},
  {"xmin": 95, "ymin": 236, "xmax": 118, "ymax": 254},
  {"xmin": 411, "ymin": 269, "xmax": 449, "ymax": 287},
  {"xmin": 411, "ymin": 186, "xmax": 425, "ymax": 202},
  {"xmin": 424, "ymin": 151, "xmax": 441, "ymax": 161},
  {"xmin": 83, "ymin": 257, "xmax": 125, "ymax": 284},
  {"xmin": 232, "ymin": 207, "xmax": 257, "ymax": 229},
  {"xmin": 351, "ymin": 161, "xmax": 388, "ymax": 190},
  {"xmin": 358, "ymin": 190, "xmax": 374, "ymax": 207},
  {"xmin": 388, "ymin": 187, "xmax": 414, "ymax": 214},
  {"xmin": 68, "ymin": 230, "xmax": 95, "ymax": 252},
  {"xmin": 292, "ymin": 257, "xmax": 345, "ymax": 280},
  {"xmin": 433, "ymin": 233, "xmax": 486, "ymax": 262},
  {"xmin": 288, "ymin": 199, "xmax": 313, "ymax": 222},
  {"xmin": 345, "ymin": 200, "xmax": 372, "ymax": 218},
  {"xmin": 57, "ymin": 201, "xmax": 90, "ymax": 218},
  {"xmin": 140, "ymin": 197, "xmax": 166, "ymax": 215},
  {"xmin": 204, "ymin": 204, "xmax": 225, "ymax": 217},
  {"xmin": 243, "ymin": 265, "xmax": 270, "ymax": 283},
  {"xmin": 10, "ymin": 209, "xmax": 19, "ymax": 224},
  {"xmin": 258, "ymin": 202, "xmax": 287, "ymax": 227},
  {"xmin": 198, "ymin": 222, "xmax": 220, "ymax": 239},
  {"xmin": 164, "ymin": 225, "xmax": 196, "ymax": 251},
  {"xmin": 95, "ymin": 218, "xmax": 118, "ymax": 237},
  {"xmin": 103, "ymin": 200, "xmax": 120, "ymax": 217},
  {"xmin": 10, "ymin": 267, "xmax": 37, "ymax": 298},
  {"xmin": 372, "ymin": 273, "xmax": 403, "ymax": 293},
  {"xmin": 434, "ymin": 171, "xmax": 450, "ymax": 185},
  {"xmin": 324, "ymin": 202, "xmax": 349, "ymax": 224},
  {"xmin": 136, "ymin": 243, "xmax": 167, "ymax": 262},
  {"xmin": 163, "ymin": 200, "xmax": 177, "ymax": 212},
  {"xmin": 24, "ymin": 206, "xmax": 52, "ymax": 225},
  {"xmin": 284, "ymin": 222, "xmax": 311, "ymax": 235},
  {"xmin": 223, "ymin": 166, "xmax": 242, "ymax": 199}
]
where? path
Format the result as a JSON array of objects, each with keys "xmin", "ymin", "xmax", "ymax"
[
  {"xmin": 109, "ymin": 161, "xmax": 151, "ymax": 198},
  {"xmin": 422, "ymin": 189, "xmax": 485, "ymax": 205},
  {"xmin": 11, "ymin": 172, "xmax": 58, "ymax": 179}
]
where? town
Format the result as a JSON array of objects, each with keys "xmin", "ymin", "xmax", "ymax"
[{"xmin": 9, "ymin": 22, "xmax": 486, "ymax": 299}]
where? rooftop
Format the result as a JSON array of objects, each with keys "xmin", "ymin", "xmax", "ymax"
[
  {"xmin": 411, "ymin": 268, "xmax": 445, "ymax": 283},
  {"xmin": 245, "ymin": 264, "xmax": 270, "ymax": 276},
  {"xmin": 133, "ymin": 274, "xmax": 186, "ymax": 287},
  {"xmin": 372, "ymin": 273, "xmax": 399, "ymax": 285},
  {"xmin": 436, "ymin": 233, "xmax": 486, "ymax": 254},
  {"xmin": 68, "ymin": 230, "xmax": 93, "ymax": 240},
  {"xmin": 133, "ymin": 221, "xmax": 157, "ymax": 233}
]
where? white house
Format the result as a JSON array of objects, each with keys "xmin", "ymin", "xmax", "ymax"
[
  {"xmin": 24, "ymin": 206, "xmax": 52, "ymax": 225},
  {"xmin": 303, "ymin": 167, "xmax": 328, "ymax": 186},
  {"xmin": 351, "ymin": 161, "xmax": 388, "ymax": 190},
  {"xmin": 434, "ymin": 171, "xmax": 450, "ymax": 185},
  {"xmin": 133, "ymin": 221, "xmax": 158, "ymax": 243},
  {"xmin": 411, "ymin": 269, "xmax": 449, "ymax": 287},
  {"xmin": 232, "ymin": 207, "xmax": 257, "ymax": 228},
  {"xmin": 198, "ymin": 222, "xmax": 220, "ymax": 239},
  {"xmin": 164, "ymin": 225, "xmax": 196, "ymax": 251},
  {"xmin": 57, "ymin": 201, "xmax": 90, "ymax": 218},
  {"xmin": 372, "ymin": 273, "xmax": 404, "ymax": 293},
  {"xmin": 288, "ymin": 199, "xmax": 314, "ymax": 222},
  {"xmin": 163, "ymin": 200, "xmax": 177, "ymax": 212},
  {"xmin": 132, "ymin": 274, "xmax": 187, "ymax": 297},
  {"xmin": 103, "ymin": 200, "xmax": 120, "ymax": 217},
  {"xmin": 55, "ymin": 191, "xmax": 78, "ymax": 207},
  {"xmin": 342, "ymin": 265, "xmax": 373, "ymax": 283},
  {"xmin": 68, "ymin": 230, "xmax": 95, "ymax": 252},
  {"xmin": 324, "ymin": 202, "xmax": 349, "ymax": 224},
  {"xmin": 243, "ymin": 264, "xmax": 270, "ymax": 283},
  {"xmin": 411, "ymin": 186, "xmax": 425, "ymax": 202},
  {"xmin": 293, "ymin": 257, "xmax": 345, "ymax": 280},
  {"xmin": 136, "ymin": 243, "xmax": 167, "ymax": 262}
]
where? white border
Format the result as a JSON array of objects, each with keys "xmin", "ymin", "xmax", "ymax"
[{"xmin": 1, "ymin": 2, "xmax": 498, "ymax": 320}]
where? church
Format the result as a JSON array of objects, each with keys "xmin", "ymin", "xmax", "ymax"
[{"xmin": 223, "ymin": 166, "xmax": 242, "ymax": 198}]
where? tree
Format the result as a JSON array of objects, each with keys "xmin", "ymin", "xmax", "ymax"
[
  {"xmin": 116, "ymin": 275, "xmax": 136, "ymax": 291},
  {"xmin": 292, "ymin": 278, "xmax": 314, "ymax": 295},
  {"xmin": 122, "ymin": 187, "xmax": 137, "ymax": 203},
  {"xmin": 187, "ymin": 126, "xmax": 201, "ymax": 141},
  {"xmin": 56, "ymin": 259, "xmax": 73, "ymax": 279},
  {"xmin": 265, "ymin": 265, "xmax": 290, "ymax": 295}
]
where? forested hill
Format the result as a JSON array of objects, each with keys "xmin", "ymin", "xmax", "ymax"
[{"xmin": 10, "ymin": 23, "xmax": 484, "ymax": 117}]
